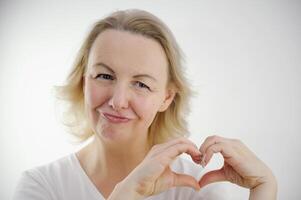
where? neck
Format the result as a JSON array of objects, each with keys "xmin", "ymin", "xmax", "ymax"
[{"xmin": 77, "ymin": 134, "xmax": 150, "ymax": 182}]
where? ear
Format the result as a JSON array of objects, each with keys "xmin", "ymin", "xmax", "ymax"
[{"xmin": 158, "ymin": 87, "xmax": 176, "ymax": 112}]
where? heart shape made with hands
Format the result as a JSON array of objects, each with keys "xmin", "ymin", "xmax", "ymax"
[{"xmin": 183, "ymin": 150, "xmax": 224, "ymax": 190}]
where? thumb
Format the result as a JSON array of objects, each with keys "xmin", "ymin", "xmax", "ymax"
[
  {"xmin": 198, "ymin": 168, "xmax": 227, "ymax": 189},
  {"xmin": 173, "ymin": 173, "xmax": 200, "ymax": 191}
]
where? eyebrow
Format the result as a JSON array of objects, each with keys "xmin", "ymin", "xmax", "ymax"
[{"xmin": 92, "ymin": 62, "xmax": 158, "ymax": 82}]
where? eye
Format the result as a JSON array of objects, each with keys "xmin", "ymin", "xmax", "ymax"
[
  {"xmin": 95, "ymin": 74, "xmax": 114, "ymax": 80},
  {"xmin": 135, "ymin": 81, "xmax": 151, "ymax": 91}
]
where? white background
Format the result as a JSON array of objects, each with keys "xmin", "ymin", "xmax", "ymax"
[{"xmin": 1, "ymin": 0, "xmax": 300, "ymax": 199}]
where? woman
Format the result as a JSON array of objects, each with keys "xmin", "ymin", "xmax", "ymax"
[{"xmin": 13, "ymin": 9, "xmax": 277, "ymax": 199}]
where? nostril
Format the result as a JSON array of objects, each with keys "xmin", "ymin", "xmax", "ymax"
[{"xmin": 108, "ymin": 93, "xmax": 129, "ymax": 111}]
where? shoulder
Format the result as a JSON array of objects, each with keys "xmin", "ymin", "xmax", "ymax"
[
  {"xmin": 13, "ymin": 153, "xmax": 82, "ymax": 200},
  {"xmin": 26, "ymin": 153, "xmax": 77, "ymax": 186}
]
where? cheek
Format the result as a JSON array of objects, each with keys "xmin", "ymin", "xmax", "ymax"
[
  {"xmin": 84, "ymin": 80, "xmax": 108, "ymax": 108},
  {"xmin": 133, "ymin": 95, "xmax": 163, "ymax": 126},
  {"xmin": 84, "ymin": 80, "xmax": 110, "ymax": 130}
]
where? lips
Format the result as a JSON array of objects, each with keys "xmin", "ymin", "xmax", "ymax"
[{"xmin": 102, "ymin": 112, "xmax": 131, "ymax": 123}]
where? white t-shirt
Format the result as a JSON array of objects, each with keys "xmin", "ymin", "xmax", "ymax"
[{"xmin": 13, "ymin": 153, "xmax": 230, "ymax": 200}]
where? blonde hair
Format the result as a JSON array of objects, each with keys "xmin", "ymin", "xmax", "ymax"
[{"xmin": 55, "ymin": 9, "xmax": 192, "ymax": 145}]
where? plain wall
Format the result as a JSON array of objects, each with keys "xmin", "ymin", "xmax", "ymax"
[{"xmin": 0, "ymin": 0, "xmax": 300, "ymax": 199}]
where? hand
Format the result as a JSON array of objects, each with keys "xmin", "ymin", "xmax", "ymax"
[
  {"xmin": 198, "ymin": 135, "xmax": 277, "ymax": 199},
  {"xmin": 116, "ymin": 138, "xmax": 202, "ymax": 198}
]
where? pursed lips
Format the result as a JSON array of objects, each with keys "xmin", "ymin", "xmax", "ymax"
[{"xmin": 101, "ymin": 112, "xmax": 131, "ymax": 123}]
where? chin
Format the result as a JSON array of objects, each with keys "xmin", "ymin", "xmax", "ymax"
[{"xmin": 96, "ymin": 126, "xmax": 129, "ymax": 144}]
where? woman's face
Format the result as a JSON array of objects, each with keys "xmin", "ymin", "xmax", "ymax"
[{"xmin": 84, "ymin": 29, "xmax": 175, "ymax": 144}]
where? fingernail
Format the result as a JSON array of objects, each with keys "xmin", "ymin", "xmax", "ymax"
[{"xmin": 201, "ymin": 154, "xmax": 206, "ymax": 167}]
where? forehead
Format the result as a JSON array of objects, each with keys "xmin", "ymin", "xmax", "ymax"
[{"xmin": 87, "ymin": 29, "xmax": 168, "ymax": 78}]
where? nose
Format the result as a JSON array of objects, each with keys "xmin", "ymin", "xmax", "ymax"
[{"xmin": 108, "ymin": 84, "xmax": 130, "ymax": 111}]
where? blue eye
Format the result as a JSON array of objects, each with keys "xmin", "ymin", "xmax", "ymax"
[
  {"xmin": 135, "ymin": 81, "xmax": 150, "ymax": 91},
  {"xmin": 95, "ymin": 74, "xmax": 114, "ymax": 80}
]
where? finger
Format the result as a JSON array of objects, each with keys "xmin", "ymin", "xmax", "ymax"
[
  {"xmin": 151, "ymin": 137, "xmax": 198, "ymax": 156},
  {"xmin": 199, "ymin": 135, "xmax": 225, "ymax": 154},
  {"xmin": 203, "ymin": 141, "xmax": 240, "ymax": 167},
  {"xmin": 173, "ymin": 172, "xmax": 200, "ymax": 191},
  {"xmin": 198, "ymin": 168, "xmax": 226, "ymax": 189},
  {"xmin": 199, "ymin": 136, "xmax": 234, "ymax": 167},
  {"xmin": 162, "ymin": 143, "xmax": 201, "ymax": 163},
  {"xmin": 203, "ymin": 142, "xmax": 230, "ymax": 165}
]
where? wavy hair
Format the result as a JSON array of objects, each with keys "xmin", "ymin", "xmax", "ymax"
[{"xmin": 55, "ymin": 9, "xmax": 193, "ymax": 145}]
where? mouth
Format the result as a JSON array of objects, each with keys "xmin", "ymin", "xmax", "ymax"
[{"xmin": 101, "ymin": 112, "xmax": 131, "ymax": 123}]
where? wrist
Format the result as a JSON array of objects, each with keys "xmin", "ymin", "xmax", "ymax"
[
  {"xmin": 249, "ymin": 172, "xmax": 277, "ymax": 200},
  {"xmin": 107, "ymin": 180, "xmax": 145, "ymax": 200},
  {"xmin": 262, "ymin": 170, "xmax": 277, "ymax": 190}
]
